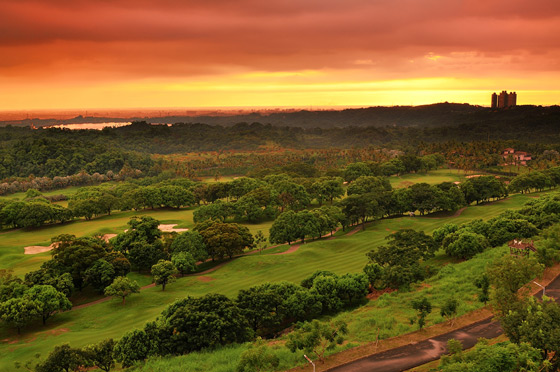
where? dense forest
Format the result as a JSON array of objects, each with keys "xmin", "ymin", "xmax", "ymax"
[
  {"xmin": 3, "ymin": 103, "xmax": 559, "ymax": 130},
  {"xmin": 1, "ymin": 105, "xmax": 560, "ymax": 159}
]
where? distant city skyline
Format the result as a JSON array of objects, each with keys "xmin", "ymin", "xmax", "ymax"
[
  {"xmin": 0, "ymin": 1, "xmax": 559, "ymax": 110},
  {"xmin": 491, "ymin": 91, "xmax": 517, "ymax": 109}
]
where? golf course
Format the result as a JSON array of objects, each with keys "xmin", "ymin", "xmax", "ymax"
[{"xmin": 0, "ymin": 167, "xmax": 549, "ymax": 371}]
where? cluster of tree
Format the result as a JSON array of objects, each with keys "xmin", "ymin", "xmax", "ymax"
[
  {"xmin": 269, "ymin": 206, "xmax": 344, "ymax": 244},
  {"xmin": 517, "ymin": 194, "xmax": 560, "ymax": 229},
  {"xmin": 484, "ymin": 253, "xmax": 560, "ymax": 369},
  {"xmin": 111, "ymin": 215, "xmax": 254, "ymax": 269},
  {"xmin": 194, "ymin": 220, "xmax": 254, "ymax": 260},
  {"xmin": 192, "ymin": 176, "xmax": 344, "ymax": 220},
  {"xmin": 500, "ymin": 296, "xmax": 560, "ymax": 369},
  {"xmin": 26, "ymin": 234, "xmax": 129, "ymax": 293},
  {"xmin": 459, "ymin": 175, "xmax": 508, "ymax": 205},
  {"xmin": 106, "ymin": 268, "xmax": 368, "ymax": 367},
  {"xmin": 70, "ymin": 183, "xmax": 195, "ymax": 220},
  {"xmin": 340, "ymin": 179, "xmax": 466, "ymax": 230},
  {"xmin": 437, "ymin": 338, "xmax": 546, "ymax": 372},
  {"xmin": 508, "ymin": 166, "xmax": 560, "ymax": 194},
  {"xmin": 285, "ymin": 320, "xmax": 348, "ymax": 363},
  {"xmin": 364, "ymin": 230, "xmax": 437, "ymax": 290},
  {"xmin": 0, "ymin": 270, "xmax": 72, "ymax": 334},
  {"xmin": 0, "ymin": 135, "xmax": 154, "ymax": 181},
  {"xmin": 431, "ymin": 194, "xmax": 560, "ymax": 260},
  {"xmin": 0, "ymin": 165, "xmax": 149, "ymax": 197},
  {"xmin": 27, "ymin": 340, "xmax": 117, "ymax": 372},
  {"xmin": 342, "ymin": 155, "xmax": 445, "ymax": 182},
  {"xmin": 0, "ymin": 197, "xmax": 73, "ymax": 228},
  {"xmin": 0, "ymin": 179, "xmax": 199, "ymax": 229}
]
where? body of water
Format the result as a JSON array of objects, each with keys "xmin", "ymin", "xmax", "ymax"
[{"xmin": 48, "ymin": 122, "xmax": 131, "ymax": 130}]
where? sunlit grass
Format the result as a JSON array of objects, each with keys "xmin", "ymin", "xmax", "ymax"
[{"xmin": 0, "ymin": 191, "xmax": 547, "ymax": 369}]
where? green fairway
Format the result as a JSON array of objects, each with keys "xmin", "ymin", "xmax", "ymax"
[
  {"xmin": 0, "ymin": 191, "xmax": 544, "ymax": 369},
  {"xmin": 0, "ymin": 207, "xmax": 196, "ymax": 276},
  {"xmin": 0, "ymin": 185, "xmax": 85, "ymax": 202},
  {"xmin": 389, "ymin": 169, "xmax": 466, "ymax": 189}
]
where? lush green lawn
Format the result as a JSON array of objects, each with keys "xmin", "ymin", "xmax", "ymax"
[
  {"xmin": 0, "ymin": 185, "xmax": 85, "ymax": 202},
  {"xmin": 131, "ymin": 244, "xmax": 509, "ymax": 372},
  {"xmin": 0, "ymin": 208, "xmax": 197, "ymax": 276},
  {"xmin": 0, "ymin": 191, "xmax": 543, "ymax": 370},
  {"xmin": 0, "ymin": 169, "xmax": 466, "ymax": 275},
  {"xmin": 389, "ymin": 169, "xmax": 466, "ymax": 189}
]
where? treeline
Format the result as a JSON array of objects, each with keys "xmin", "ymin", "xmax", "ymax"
[
  {"xmin": 362, "ymin": 193, "xmax": 560, "ymax": 292},
  {"xmin": 0, "ymin": 136, "xmax": 155, "ymax": 180},
  {"xmin": 1, "ymin": 164, "xmax": 535, "ymax": 234},
  {"xmin": 0, "ymin": 165, "xmax": 148, "ymax": 196},
  {"xmin": 2, "ymin": 106, "xmax": 560, "ymax": 158},
  {"xmin": 508, "ymin": 166, "xmax": 560, "ymax": 193},
  {"xmin": 433, "ymin": 193, "xmax": 560, "ymax": 262},
  {"xmin": 39, "ymin": 271, "xmax": 369, "ymax": 369},
  {"xmin": 0, "ymin": 214, "xmax": 257, "ymax": 337},
  {"xmin": 110, "ymin": 266, "xmax": 369, "ymax": 367}
]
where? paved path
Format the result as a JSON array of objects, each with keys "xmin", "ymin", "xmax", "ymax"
[{"xmin": 326, "ymin": 274, "xmax": 560, "ymax": 372}]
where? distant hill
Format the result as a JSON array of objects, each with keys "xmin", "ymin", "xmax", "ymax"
[
  {"xmin": 2, "ymin": 103, "xmax": 559, "ymax": 130},
  {"xmin": 0, "ymin": 102, "xmax": 531, "ymax": 129}
]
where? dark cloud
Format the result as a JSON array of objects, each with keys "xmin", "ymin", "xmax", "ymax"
[{"xmin": 0, "ymin": 0, "xmax": 559, "ymax": 83}]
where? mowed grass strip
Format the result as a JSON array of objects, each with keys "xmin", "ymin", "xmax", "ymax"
[{"xmin": 389, "ymin": 169, "xmax": 466, "ymax": 189}]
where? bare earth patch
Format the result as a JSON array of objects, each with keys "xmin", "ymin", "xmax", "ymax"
[
  {"xmin": 198, "ymin": 276, "xmax": 216, "ymax": 282},
  {"xmin": 346, "ymin": 226, "xmax": 363, "ymax": 236},
  {"xmin": 48, "ymin": 328, "xmax": 70, "ymax": 336},
  {"xmin": 101, "ymin": 233, "xmax": 117, "ymax": 242},
  {"xmin": 398, "ymin": 181, "xmax": 415, "ymax": 188},
  {"xmin": 367, "ymin": 288, "xmax": 397, "ymax": 300},
  {"xmin": 271, "ymin": 244, "xmax": 301, "ymax": 255},
  {"xmin": 158, "ymin": 224, "xmax": 189, "ymax": 233}
]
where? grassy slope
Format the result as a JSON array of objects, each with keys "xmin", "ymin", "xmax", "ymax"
[
  {"xmin": 0, "ymin": 208, "xmax": 196, "ymax": 276},
  {"xmin": 0, "ymin": 185, "xmax": 84, "ymax": 202},
  {"xmin": 0, "ymin": 170, "xmax": 463, "ymax": 275},
  {"xmin": 132, "ymin": 196, "xmax": 533, "ymax": 372},
  {"xmin": 0, "ymin": 191, "xmax": 540, "ymax": 370},
  {"xmin": 389, "ymin": 169, "xmax": 466, "ymax": 189}
]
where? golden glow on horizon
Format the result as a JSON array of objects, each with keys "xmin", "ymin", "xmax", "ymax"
[
  {"xmin": 1, "ymin": 0, "xmax": 559, "ymax": 111},
  {"xmin": 1, "ymin": 73, "xmax": 558, "ymax": 111}
]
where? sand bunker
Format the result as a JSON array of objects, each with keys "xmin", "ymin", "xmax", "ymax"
[
  {"xmin": 102, "ymin": 234, "xmax": 118, "ymax": 242},
  {"xmin": 124, "ymin": 224, "xmax": 188, "ymax": 233},
  {"xmin": 158, "ymin": 224, "xmax": 189, "ymax": 233},
  {"xmin": 24, "ymin": 225, "xmax": 187, "ymax": 254},
  {"xmin": 24, "ymin": 244, "xmax": 57, "ymax": 255}
]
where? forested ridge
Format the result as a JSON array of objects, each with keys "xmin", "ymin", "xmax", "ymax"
[
  {"xmin": 3, "ymin": 103, "xmax": 559, "ymax": 130},
  {"xmin": 1, "ymin": 105, "xmax": 560, "ymax": 160}
]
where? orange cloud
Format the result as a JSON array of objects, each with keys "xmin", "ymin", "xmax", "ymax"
[{"xmin": 0, "ymin": 0, "xmax": 559, "ymax": 109}]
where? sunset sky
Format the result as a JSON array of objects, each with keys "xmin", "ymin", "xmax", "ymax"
[{"xmin": 1, "ymin": 0, "xmax": 559, "ymax": 110}]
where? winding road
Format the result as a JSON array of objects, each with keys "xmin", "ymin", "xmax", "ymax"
[{"xmin": 325, "ymin": 273, "xmax": 560, "ymax": 372}]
